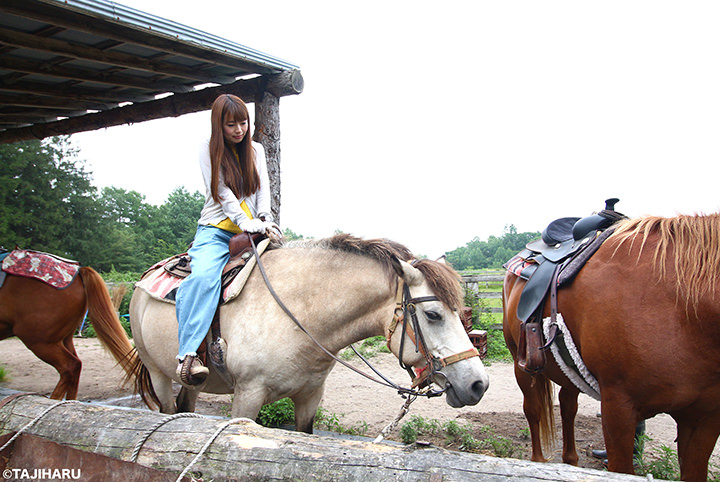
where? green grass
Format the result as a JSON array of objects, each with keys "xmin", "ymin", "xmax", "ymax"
[
  {"xmin": 0, "ymin": 364, "xmax": 6, "ymax": 382},
  {"xmin": 256, "ymin": 398, "xmax": 369, "ymax": 436},
  {"xmin": 400, "ymin": 415, "xmax": 521, "ymax": 458}
]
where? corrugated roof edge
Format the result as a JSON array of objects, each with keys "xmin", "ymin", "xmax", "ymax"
[{"xmin": 47, "ymin": 0, "xmax": 300, "ymax": 72}]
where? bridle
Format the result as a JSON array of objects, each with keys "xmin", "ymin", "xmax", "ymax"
[
  {"xmin": 386, "ymin": 278, "xmax": 480, "ymax": 392},
  {"xmin": 248, "ymin": 233, "xmax": 479, "ymax": 398}
]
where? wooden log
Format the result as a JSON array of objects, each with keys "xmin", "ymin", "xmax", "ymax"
[
  {"xmin": 0, "ymin": 70, "xmax": 304, "ymax": 143},
  {"xmin": 253, "ymin": 91, "xmax": 282, "ymax": 224},
  {"xmin": 0, "ymin": 389, "xmax": 665, "ymax": 482}
]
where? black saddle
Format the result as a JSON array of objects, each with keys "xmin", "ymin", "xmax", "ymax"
[
  {"xmin": 512, "ymin": 198, "xmax": 626, "ymax": 323},
  {"xmin": 504, "ymin": 198, "xmax": 626, "ymax": 373}
]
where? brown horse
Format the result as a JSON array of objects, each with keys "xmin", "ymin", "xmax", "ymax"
[
  {"xmin": 0, "ymin": 264, "xmax": 137, "ymax": 400},
  {"xmin": 503, "ymin": 212, "xmax": 720, "ymax": 482}
]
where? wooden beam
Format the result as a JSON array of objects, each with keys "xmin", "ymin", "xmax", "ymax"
[
  {"xmin": 0, "ymin": 92, "xmax": 107, "ymax": 111},
  {"xmin": 1, "ymin": 56, "xmax": 196, "ymax": 94},
  {"xmin": 0, "ymin": 70, "xmax": 304, "ymax": 144},
  {"xmin": 0, "ymin": 0, "xmax": 281, "ymax": 74},
  {"xmin": 0, "ymin": 77, "xmax": 154, "ymax": 104},
  {"xmin": 0, "ymin": 390, "xmax": 655, "ymax": 482},
  {"xmin": 0, "ymin": 27, "xmax": 237, "ymax": 84}
]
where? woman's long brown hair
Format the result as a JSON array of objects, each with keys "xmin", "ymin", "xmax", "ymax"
[{"xmin": 209, "ymin": 94, "xmax": 260, "ymax": 202}]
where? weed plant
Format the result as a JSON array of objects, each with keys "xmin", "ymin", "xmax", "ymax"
[
  {"xmin": 256, "ymin": 397, "xmax": 295, "ymax": 427},
  {"xmin": 400, "ymin": 415, "xmax": 520, "ymax": 458},
  {"xmin": 256, "ymin": 398, "xmax": 369, "ymax": 436},
  {"xmin": 635, "ymin": 441, "xmax": 720, "ymax": 481}
]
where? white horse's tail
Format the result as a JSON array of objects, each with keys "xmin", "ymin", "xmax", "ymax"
[{"xmin": 124, "ymin": 348, "xmax": 160, "ymax": 410}]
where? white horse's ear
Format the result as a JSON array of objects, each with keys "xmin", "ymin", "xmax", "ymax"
[
  {"xmin": 437, "ymin": 255, "xmax": 447, "ymax": 265},
  {"xmin": 399, "ymin": 260, "xmax": 424, "ymax": 287}
]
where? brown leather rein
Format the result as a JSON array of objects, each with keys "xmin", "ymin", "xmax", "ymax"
[{"xmin": 248, "ymin": 234, "xmax": 478, "ymax": 398}]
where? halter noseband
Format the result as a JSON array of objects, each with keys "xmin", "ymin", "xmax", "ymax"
[{"xmin": 386, "ymin": 278, "xmax": 480, "ymax": 392}]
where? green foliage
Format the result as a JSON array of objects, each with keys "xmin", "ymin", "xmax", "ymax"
[
  {"xmin": 400, "ymin": 416, "xmax": 520, "ymax": 457},
  {"xmin": 255, "ymin": 400, "xmax": 369, "ymax": 436},
  {"xmin": 464, "ymin": 287, "xmax": 512, "ymax": 362},
  {"xmin": 314, "ymin": 407, "xmax": 368, "ymax": 436},
  {"xmin": 283, "ymin": 227, "xmax": 304, "ymax": 240},
  {"xmin": 445, "ymin": 225, "xmax": 540, "ymax": 270},
  {"xmin": 256, "ymin": 397, "xmax": 295, "ymax": 427},
  {"xmin": 0, "ymin": 137, "xmax": 97, "ymax": 258},
  {"xmin": 635, "ymin": 443, "xmax": 720, "ymax": 481},
  {"xmin": 0, "ymin": 364, "xmax": 6, "ymax": 382},
  {"xmin": 400, "ymin": 415, "xmax": 442, "ymax": 443},
  {"xmin": 0, "ymin": 138, "xmax": 204, "ymax": 272},
  {"xmin": 340, "ymin": 335, "xmax": 389, "ymax": 360}
]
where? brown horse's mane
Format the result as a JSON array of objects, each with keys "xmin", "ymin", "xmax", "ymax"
[
  {"xmin": 277, "ymin": 233, "xmax": 464, "ymax": 312},
  {"xmin": 610, "ymin": 212, "xmax": 720, "ymax": 309}
]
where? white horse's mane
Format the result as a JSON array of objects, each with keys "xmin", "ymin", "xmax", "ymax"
[{"xmin": 273, "ymin": 233, "xmax": 464, "ymax": 312}]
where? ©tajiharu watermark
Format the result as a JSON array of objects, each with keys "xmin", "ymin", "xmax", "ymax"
[{"xmin": 2, "ymin": 468, "xmax": 81, "ymax": 480}]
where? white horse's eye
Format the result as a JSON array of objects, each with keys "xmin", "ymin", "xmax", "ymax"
[{"xmin": 424, "ymin": 310, "xmax": 442, "ymax": 322}]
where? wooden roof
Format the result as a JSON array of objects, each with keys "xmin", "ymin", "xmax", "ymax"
[{"xmin": 0, "ymin": 0, "xmax": 303, "ymax": 144}]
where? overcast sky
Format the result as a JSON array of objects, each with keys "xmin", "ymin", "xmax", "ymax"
[{"xmin": 72, "ymin": 1, "xmax": 720, "ymax": 259}]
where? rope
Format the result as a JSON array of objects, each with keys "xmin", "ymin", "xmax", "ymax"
[
  {"xmin": 372, "ymin": 394, "xmax": 416, "ymax": 444},
  {"xmin": 175, "ymin": 417, "xmax": 253, "ymax": 482},
  {"xmin": 130, "ymin": 413, "xmax": 205, "ymax": 462},
  {"xmin": 0, "ymin": 398, "xmax": 78, "ymax": 453}
]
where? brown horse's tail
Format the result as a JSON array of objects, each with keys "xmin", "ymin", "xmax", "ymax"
[
  {"xmin": 79, "ymin": 267, "xmax": 159, "ymax": 410},
  {"xmin": 536, "ymin": 373, "xmax": 557, "ymax": 453}
]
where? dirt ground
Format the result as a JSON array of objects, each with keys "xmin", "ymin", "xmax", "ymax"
[{"xmin": 1, "ymin": 336, "xmax": 716, "ymax": 473}]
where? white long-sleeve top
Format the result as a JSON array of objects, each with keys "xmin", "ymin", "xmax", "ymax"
[{"xmin": 196, "ymin": 139, "xmax": 272, "ymax": 228}]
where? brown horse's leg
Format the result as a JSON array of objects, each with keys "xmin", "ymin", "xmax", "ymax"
[
  {"xmin": 676, "ymin": 418, "xmax": 719, "ymax": 482},
  {"xmin": 26, "ymin": 339, "xmax": 82, "ymax": 400},
  {"xmin": 599, "ymin": 393, "xmax": 637, "ymax": 475},
  {"xmin": 558, "ymin": 386, "xmax": 579, "ymax": 465},
  {"xmin": 514, "ymin": 364, "xmax": 552, "ymax": 462}
]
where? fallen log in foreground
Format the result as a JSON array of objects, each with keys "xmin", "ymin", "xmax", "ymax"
[{"xmin": 0, "ymin": 389, "xmax": 666, "ymax": 482}]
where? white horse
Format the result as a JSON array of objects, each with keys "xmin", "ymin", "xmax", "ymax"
[{"xmin": 128, "ymin": 234, "xmax": 489, "ymax": 433}]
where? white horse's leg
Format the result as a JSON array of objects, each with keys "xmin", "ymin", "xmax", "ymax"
[
  {"xmin": 149, "ymin": 370, "xmax": 176, "ymax": 414},
  {"xmin": 292, "ymin": 384, "xmax": 325, "ymax": 434},
  {"xmin": 231, "ymin": 384, "xmax": 266, "ymax": 421},
  {"xmin": 176, "ymin": 387, "xmax": 200, "ymax": 413}
]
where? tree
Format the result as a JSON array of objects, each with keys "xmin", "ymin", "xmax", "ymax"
[
  {"xmin": 150, "ymin": 187, "xmax": 204, "ymax": 261},
  {"xmin": 444, "ymin": 225, "xmax": 541, "ymax": 270},
  {"xmin": 0, "ymin": 137, "xmax": 98, "ymax": 260}
]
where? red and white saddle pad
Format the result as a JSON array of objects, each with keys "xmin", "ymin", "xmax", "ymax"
[{"xmin": 1, "ymin": 249, "xmax": 80, "ymax": 289}]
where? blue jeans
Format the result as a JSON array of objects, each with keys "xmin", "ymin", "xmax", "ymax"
[{"xmin": 175, "ymin": 224, "xmax": 234, "ymax": 359}]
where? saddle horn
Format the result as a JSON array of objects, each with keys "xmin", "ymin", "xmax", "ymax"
[{"xmin": 604, "ymin": 198, "xmax": 620, "ymax": 211}]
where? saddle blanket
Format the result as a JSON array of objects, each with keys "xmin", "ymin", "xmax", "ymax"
[
  {"xmin": 135, "ymin": 237, "xmax": 270, "ymax": 305},
  {"xmin": 1, "ymin": 249, "xmax": 80, "ymax": 289}
]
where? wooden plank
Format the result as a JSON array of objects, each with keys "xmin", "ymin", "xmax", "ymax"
[{"xmin": 0, "ymin": 389, "xmax": 667, "ymax": 482}]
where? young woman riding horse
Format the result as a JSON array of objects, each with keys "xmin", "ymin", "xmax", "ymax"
[{"xmin": 175, "ymin": 94, "xmax": 279, "ymax": 386}]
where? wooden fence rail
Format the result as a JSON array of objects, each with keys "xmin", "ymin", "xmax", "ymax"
[{"xmin": 461, "ymin": 273, "xmax": 504, "ymax": 313}]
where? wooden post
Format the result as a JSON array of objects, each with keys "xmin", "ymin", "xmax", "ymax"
[{"xmin": 253, "ymin": 90, "xmax": 282, "ymax": 224}]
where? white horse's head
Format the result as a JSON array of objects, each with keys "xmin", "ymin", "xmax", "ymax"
[{"xmin": 387, "ymin": 259, "xmax": 489, "ymax": 407}]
